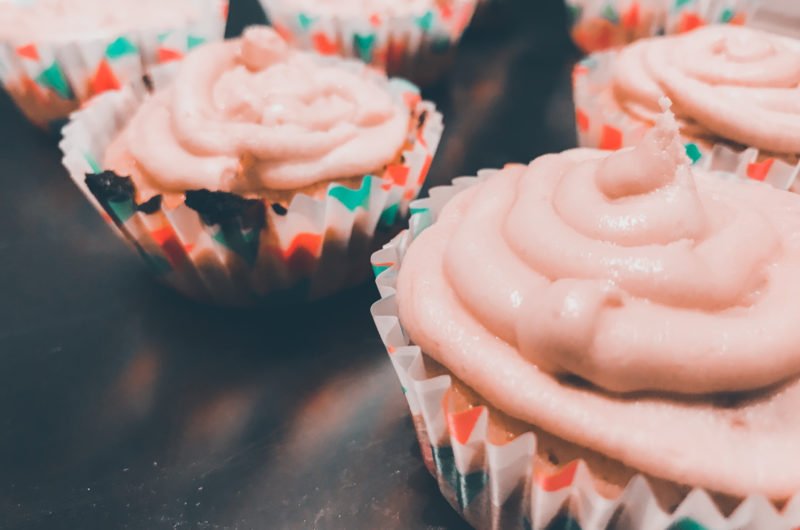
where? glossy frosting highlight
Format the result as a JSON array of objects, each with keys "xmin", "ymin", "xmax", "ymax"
[
  {"xmin": 105, "ymin": 26, "xmax": 408, "ymax": 195},
  {"xmin": 612, "ymin": 25, "xmax": 800, "ymax": 154},
  {"xmin": 397, "ymin": 102, "xmax": 800, "ymax": 498}
]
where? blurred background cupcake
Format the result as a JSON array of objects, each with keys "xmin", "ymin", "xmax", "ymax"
[
  {"xmin": 372, "ymin": 107, "xmax": 800, "ymax": 529},
  {"xmin": 566, "ymin": 0, "xmax": 757, "ymax": 52},
  {"xmin": 60, "ymin": 26, "xmax": 443, "ymax": 306},
  {"xmin": 0, "ymin": 0, "xmax": 228, "ymax": 132},
  {"xmin": 573, "ymin": 24, "xmax": 800, "ymax": 190},
  {"xmin": 256, "ymin": 0, "xmax": 478, "ymax": 85}
]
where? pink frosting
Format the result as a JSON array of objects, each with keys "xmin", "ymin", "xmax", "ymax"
[
  {"xmin": 0, "ymin": 0, "xmax": 199, "ymax": 42},
  {"xmin": 105, "ymin": 26, "xmax": 409, "ymax": 194},
  {"xmin": 613, "ymin": 25, "xmax": 800, "ymax": 154},
  {"xmin": 397, "ymin": 102, "xmax": 800, "ymax": 498}
]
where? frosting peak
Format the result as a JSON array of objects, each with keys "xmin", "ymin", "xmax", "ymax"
[
  {"xmin": 596, "ymin": 98, "xmax": 689, "ymax": 199},
  {"xmin": 240, "ymin": 26, "xmax": 289, "ymax": 71}
]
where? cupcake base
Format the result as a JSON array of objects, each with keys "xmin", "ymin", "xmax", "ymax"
[{"xmin": 371, "ymin": 170, "xmax": 800, "ymax": 530}]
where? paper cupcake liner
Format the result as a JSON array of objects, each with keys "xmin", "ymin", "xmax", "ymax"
[
  {"xmin": 0, "ymin": 0, "xmax": 229, "ymax": 131},
  {"xmin": 257, "ymin": 0, "xmax": 477, "ymax": 85},
  {"xmin": 565, "ymin": 0, "xmax": 757, "ymax": 53},
  {"xmin": 572, "ymin": 51, "xmax": 800, "ymax": 191},
  {"xmin": 60, "ymin": 60, "xmax": 443, "ymax": 306},
  {"xmin": 370, "ymin": 172, "xmax": 800, "ymax": 530}
]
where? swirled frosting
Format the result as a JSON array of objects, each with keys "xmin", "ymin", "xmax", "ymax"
[
  {"xmin": 397, "ymin": 101, "xmax": 800, "ymax": 498},
  {"xmin": 104, "ymin": 26, "xmax": 409, "ymax": 195},
  {"xmin": 0, "ymin": 0, "xmax": 199, "ymax": 42},
  {"xmin": 612, "ymin": 25, "xmax": 800, "ymax": 155},
  {"xmin": 289, "ymin": 0, "xmax": 438, "ymax": 17}
]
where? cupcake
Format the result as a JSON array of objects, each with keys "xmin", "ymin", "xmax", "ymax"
[
  {"xmin": 257, "ymin": 0, "xmax": 478, "ymax": 85},
  {"xmin": 372, "ymin": 103, "xmax": 800, "ymax": 529},
  {"xmin": 0, "ymin": 0, "xmax": 228, "ymax": 131},
  {"xmin": 61, "ymin": 26, "xmax": 443, "ymax": 306},
  {"xmin": 566, "ymin": 0, "xmax": 755, "ymax": 53},
  {"xmin": 573, "ymin": 24, "xmax": 800, "ymax": 190}
]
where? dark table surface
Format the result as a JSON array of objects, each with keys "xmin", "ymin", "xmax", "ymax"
[{"xmin": 0, "ymin": 1, "xmax": 578, "ymax": 528}]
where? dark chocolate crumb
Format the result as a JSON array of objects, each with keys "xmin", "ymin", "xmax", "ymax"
[
  {"xmin": 142, "ymin": 74, "xmax": 154, "ymax": 92},
  {"xmin": 85, "ymin": 171, "xmax": 135, "ymax": 203},
  {"xmin": 546, "ymin": 451, "xmax": 559, "ymax": 466},
  {"xmin": 137, "ymin": 195, "xmax": 162, "ymax": 214},
  {"xmin": 271, "ymin": 203, "xmax": 288, "ymax": 216},
  {"xmin": 185, "ymin": 189, "xmax": 266, "ymax": 231}
]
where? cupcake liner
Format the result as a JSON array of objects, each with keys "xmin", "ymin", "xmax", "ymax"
[
  {"xmin": 60, "ymin": 60, "xmax": 443, "ymax": 306},
  {"xmin": 0, "ymin": 0, "xmax": 229, "ymax": 131},
  {"xmin": 565, "ymin": 0, "xmax": 757, "ymax": 53},
  {"xmin": 572, "ymin": 51, "xmax": 800, "ymax": 191},
  {"xmin": 370, "ymin": 172, "xmax": 800, "ymax": 530},
  {"xmin": 662, "ymin": 0, "xmax": 757, "ymax": 34},
  {"xmin": 257, "ymin": 0, "xmax": 477, "ymax": 84}
]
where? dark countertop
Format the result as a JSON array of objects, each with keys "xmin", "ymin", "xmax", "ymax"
[{"xmin": 0, "ymin": 1, "xmax": 578, "ymax": 528}]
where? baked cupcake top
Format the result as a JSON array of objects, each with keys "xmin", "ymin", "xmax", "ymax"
[
  {"xmin": 288, "ymin": 0, "xmax": 447, "ymax": 17},
  {"xmin": 397, "ymin": 100, "xmax": 800, "ymax": 499},
  {"xmin": 105, "ymin": 26, "xmax": 410, "ymax": 198},
  {"xmin": 612, "ymin": 25, "xmax": 800, "ymax": 155},
  {"xmin": 0, "ymin": 0, "xmax": 200, "ymax": 42}
]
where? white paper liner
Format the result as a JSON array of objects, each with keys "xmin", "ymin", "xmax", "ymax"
[
  {"xmin": 60, "ymin": 56, "xmax": 443, "ymax": 306},
  {"xmin": 370, "ymin": 171, "xmax": 800, "ymax": 530},
  {"xmin": 0, "ymin": 0, "xmax": 228, "ymax": 130},
  {"xmin": 257, "ymin": 0, "xmax": 477, "ymax": 84},
  {"xmin": 572, "ymin": 51, "xmax": 800, "ymax": 191},
  {"xmin": 565, "ymin": 0, "xmax": 758, "ymax": 53}
]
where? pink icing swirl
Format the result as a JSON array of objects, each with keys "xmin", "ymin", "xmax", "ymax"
[
  {"xmin": 397, "ymin": 103, "xmax": 800, "ymax": 497},
  {"xmin": 106, "ymin": 26, "xmax": 408, "ymax": 194},
  {"xmin": 441, "ymin": 103, "xmax": 800, "ymax": 395},
  {"xmin": 613, "ymin": 25, "xmax": 800, "ymax": 154}
]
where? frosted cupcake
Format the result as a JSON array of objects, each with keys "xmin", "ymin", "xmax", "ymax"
[
  {"xmin": 258, "ymin": 0, "xmax": 477, "ymax": 85},
  {"xmin": 61, "ymin": 27, "xmax": 443, "ymax": 305},
  {"xmin": 574, "ymin": 24, "xmax": 800, "ymax": 190},
  {"xmin": 566, "ymin": 0, "xmax": 755, "ymax": 53},
  {"xmin": 372, "ymin": 104, "xmax": 800, "ymax": 528},
  {"xmin": 0, "ymin": 0, "xmax": 228, "ymax": 131}
]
